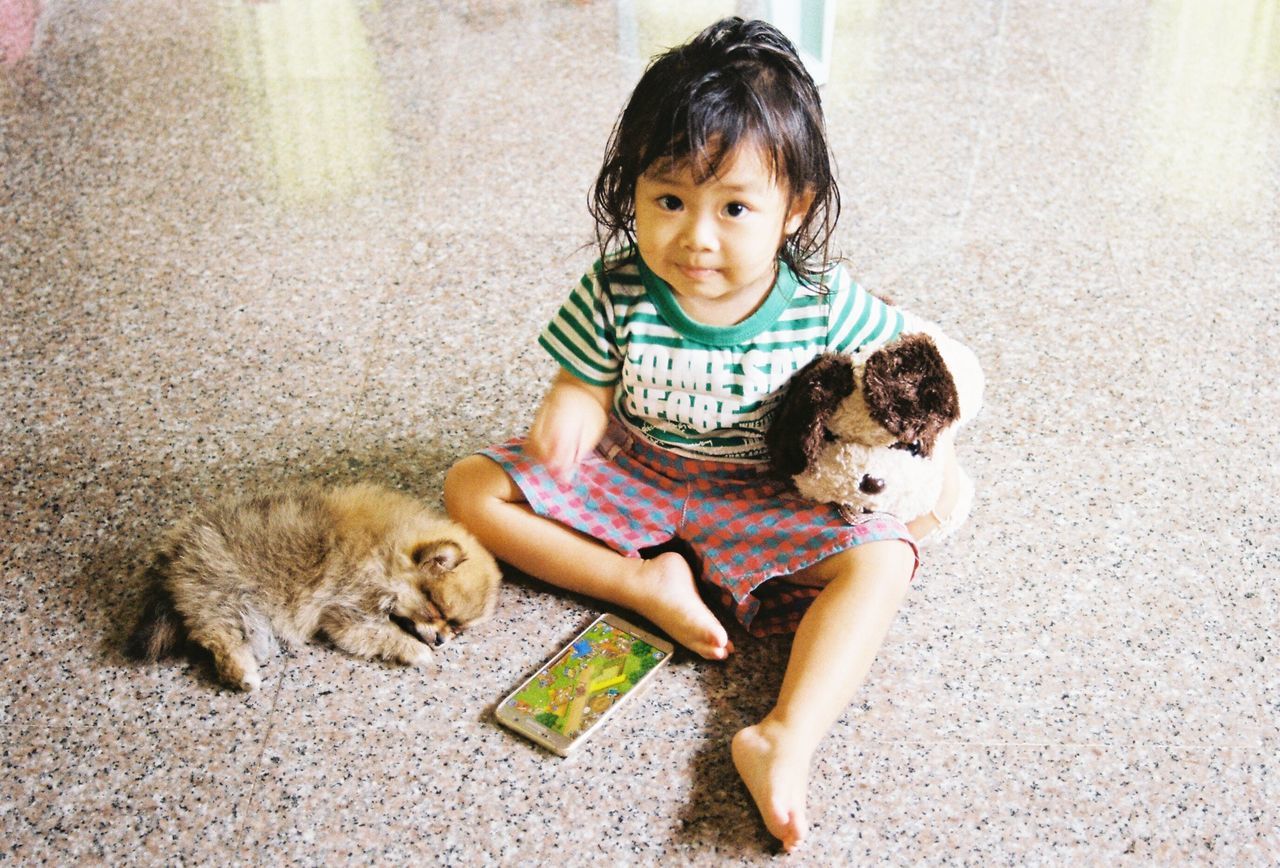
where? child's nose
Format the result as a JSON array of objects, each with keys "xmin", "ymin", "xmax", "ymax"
[{"xmin": 680, "ymin": 212, "xmax": 718, "ymax": 251}]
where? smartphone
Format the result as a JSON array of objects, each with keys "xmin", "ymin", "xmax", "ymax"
[{"xmin": 494, "ymin": 612, "xmax": 675, "ymax": 756}]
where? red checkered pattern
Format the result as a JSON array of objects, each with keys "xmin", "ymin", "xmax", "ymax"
[{"xmin": 480, "ymin": 420, "xmax": 918, "ymax": 636}]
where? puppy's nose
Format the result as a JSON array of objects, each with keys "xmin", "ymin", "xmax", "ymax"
[
  {"xmin": 859, "ymin": 475, "xmax": 885, "ymax": 495},
  {"xmin": 432, "ymin": 632, "xmax": 447, "ymax": 647}
]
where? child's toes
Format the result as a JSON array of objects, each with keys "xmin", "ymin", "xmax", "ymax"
[{"xmin": 779, "ymin": 809, "xmax": 807, "ymax": 851}]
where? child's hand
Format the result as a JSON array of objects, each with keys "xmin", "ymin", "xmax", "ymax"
[
  {"xmin": 528, "ymin": 400, "xmax": 590, "ymax": 481},
  {"xmin": 528, "ymin": 371, "xmax": 614, "ymax": 483}
]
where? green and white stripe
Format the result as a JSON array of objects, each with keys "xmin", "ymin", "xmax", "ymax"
[{"xmin": 538, "ymin": 252, "xmax": 903, "ymax": 462}]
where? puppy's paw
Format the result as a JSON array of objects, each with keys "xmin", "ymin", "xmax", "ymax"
[
  {"xmin": 412, "ymin": 619, "xmax": 454, "ymax": 648},
  {"xmin": 403, "ymin": 644, "xmax": 433, "ymax": 668},
  {"xmin": 211, "ymin": 647, "xmax": 261, "ymax": 693}
]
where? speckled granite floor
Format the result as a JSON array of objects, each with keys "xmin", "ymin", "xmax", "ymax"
[{"xmin": 2, "ymin": 0, "xmax": 1277, "ymax": 864}]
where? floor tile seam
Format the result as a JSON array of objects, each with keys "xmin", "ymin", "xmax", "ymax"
[
  {"xmin": 1041, "ymin": 43, "xmax": 1118, "ymax": 146},
  {"xmin": 842, "ymin": 228, "xmax": 1121, "ymax": 252},
  {"xmin": 194, "ymin": 723, "xmax": 1277, "ymax": 753},
  {"xmin": 954, "ymin": 0, "xmax": 1009, "ymax": 234},
  {"xmin": 339, "ymin": 272, "xmax": 402, "ymax": 428},
  {"xmin": 953, "ymin": 226, "xmax": 1272, "ymax": 247},
  {"xmin": 235, "ymin": 718, "xmax": 495, "ymax": 737},
  {"xmin": 1106, "ymin": 236, "xmax": 1275, "ymax": 725},
  {"xmin": 231, "ymin": 672, "xmax": 286, "ymax": 857},
  {"xmin": 853, "ymin": 739, "xmax": 1274, "ymax": 752},
  {"xmin": 246, "ymin": 262, "xmax": 384, "ymax": 448},
  {"xmin": 1102, "ymin": 230, "xmax": 1277, "ymax": 252}
]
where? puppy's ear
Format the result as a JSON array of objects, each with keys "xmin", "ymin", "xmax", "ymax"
[
  {"xmin": 411, "ymin": 540, "xmax": 465, "ymax": 573},
  {"xmin": 767, "ymin": 353, "xmax": 856, "ymax": 478},
  {"xmin": 862, "ymin": 334, "xmax": 960, "ymax": 456}
]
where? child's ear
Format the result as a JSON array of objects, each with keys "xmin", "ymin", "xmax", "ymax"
[{"xmin": 784, "ymin": 188, "xmax": 815, "ymax": 235}]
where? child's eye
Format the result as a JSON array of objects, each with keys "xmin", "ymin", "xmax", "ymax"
[
  {"xmin": 725, "ymin": 202, "xmax": 749, "ymax": 218},
  {"xmin": 657, "ymin": 195, "xmax": 682, "ymax": 211}
]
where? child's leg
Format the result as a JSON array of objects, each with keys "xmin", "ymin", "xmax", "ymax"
[
  {"xmin": 734, "ymin": 451, "xmax": 969, "ymax": 848},
  {"xmin": 443, "ymin": 455, "xmax": 732, "ymax": 659},
  {"xmin": 731, "ymin": 539, "xmax": 915, "ymax": 851}
]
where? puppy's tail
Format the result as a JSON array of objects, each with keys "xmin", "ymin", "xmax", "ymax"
[{"xmin": 126, "ymin": 557, "xmax": 186, "ymax": 661}]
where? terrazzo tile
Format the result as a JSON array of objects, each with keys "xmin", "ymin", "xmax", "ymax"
[
  {"xmin": 1101, "ymin": 229, "xmax": 1280, "ymax": 728},
  {"xmin": 1104, "ymin": 233, "xmax": 1280, "ymax": 446},
  {"xmin": 0, "ymin": 550, "xmax": 284, "ymax": 728},
  {"xmin": 238, "ymin": 718, "xmax": 776, "ymax": 864},
  {"xmin": 364, "ymin": 1, "xmax": 623, "ymax": 242},
  {"xmin": 0, "ymin": 720, "xmax": 266, "ymax": 864},
  {"xmin": 0, "ymin": 8, "xmax": 263, "ymax": 277},
  {"xmin": 0, "ymin": 267, "xmax": 381, "ymax": 480},
  {"xmin": 1212, "ymin": 582, "xmax": 1279, "ymax": 740},
  {"xmin": 966, "ymin": 2, "xmax": 1280, "ymax": 241},
  {"xmin": 824, "ymin": 74, "xmax": 987, "ymax": 239},
  {"xmin": 826, "ymin": 0, "xmax": 1004, "ymax": 84},
  {"xmin": 863, "ymin": 505, "xmax": 1267, "ymax": 746},
  {"xmin": 810, "ymin": 743, "xmax": 1276, "ymax": 864},
  {"xmin": 355, "ymin": 228, "xmax": 594, "ymax": 459},
  {"xmin": 231, "ymin": 730, "xmax": 1279, "ymax": 863},
  {"xmin": 3, "ymin": 0, "xmax": 1278, "ymax": 861},
  {"xmin": 796, "ymin": 2, "xmax": 998, "ymax": 240}
]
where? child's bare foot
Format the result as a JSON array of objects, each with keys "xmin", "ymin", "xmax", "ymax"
[
  {"xmin": 632, "ymin": 552, "xmax": 733, "ymax": 659},
  {"xmin": 732, "ymin": 719, "xmax": 811, "ymax": 851}
]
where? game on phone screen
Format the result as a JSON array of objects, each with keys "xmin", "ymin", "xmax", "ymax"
[{"xmin": 501, "ymin": 619, "xmax": 668, "ymax": 740}]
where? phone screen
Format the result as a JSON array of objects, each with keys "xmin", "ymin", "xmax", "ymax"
[{"xmin": 499, "ymin": 618, "xmax": 669, "ymax": 740}]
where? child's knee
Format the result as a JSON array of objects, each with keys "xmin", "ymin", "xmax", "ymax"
[
  {"xmin": 828, "ymin": 539, "xmax": 917, "ymax": 586},
  {"xmin": 443, "ymin": 454, "xmax": 520, "ymax": 521},
  {"xmin": 443, "ymin": 455, "xmax": 484, "ymax": 519},
  {"xmin": 789, "ymin": 539, "xmax": 915, "ymax": 588}
]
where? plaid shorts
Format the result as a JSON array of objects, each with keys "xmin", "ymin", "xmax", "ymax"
[{"xmin": 479, "ymin": 419, "xmax": 918, "ymax": 637}]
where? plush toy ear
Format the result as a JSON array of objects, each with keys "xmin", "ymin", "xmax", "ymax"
[
  {"xmin": 767, "ymin": 353, "xmax": 855, "ymax": 478},
  {"xmin": 862, "ymin": 334, "xmax": 960, "ymax": 456}
]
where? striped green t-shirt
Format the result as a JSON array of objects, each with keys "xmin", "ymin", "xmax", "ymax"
[{"xmin": 538, "ymin": 252, "xmax": 904, "ymax": 462}]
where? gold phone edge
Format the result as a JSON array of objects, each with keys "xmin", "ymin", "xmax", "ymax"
[{"xmin": 492, "ymin": 612, "xmax": 676, "ymax": 757}]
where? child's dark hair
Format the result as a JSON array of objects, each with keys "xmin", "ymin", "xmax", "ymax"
[{"xmin": 591, "ymin": 17, "xmax": 840, "ymax": 285}]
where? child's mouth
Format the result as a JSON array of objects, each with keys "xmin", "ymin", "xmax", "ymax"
[{"xmin": 679, "ymin": 265, "xmax": 719, "ymax": 280}]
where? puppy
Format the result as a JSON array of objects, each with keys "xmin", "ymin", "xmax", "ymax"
[{"xmin": 127, "ymin": 483, "xmax": 501, "ymax": 691}]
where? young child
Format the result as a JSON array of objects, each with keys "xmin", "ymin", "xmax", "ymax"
[{"xmin": 445, "ymin": 17, "xmax": 968, "ymax": 851}]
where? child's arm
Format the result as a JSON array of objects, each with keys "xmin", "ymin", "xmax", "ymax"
[{"xmin": 527, "ymin": 369, "xmax": 615, "ymax": 481}]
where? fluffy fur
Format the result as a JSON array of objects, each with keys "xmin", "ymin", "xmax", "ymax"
[
  {"xmin": 862, "ymin": 333, "xmax": 960, "ymax": 456},
  {"xmin": 767, "ymin": 324, "xmax": 983, "ymax": 538},
  {"xmin": 127, "ymin": 483, "xmax": 502, "ymax": 692}
]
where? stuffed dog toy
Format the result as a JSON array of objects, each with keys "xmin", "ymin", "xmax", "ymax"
[{"xmin": 766, "ymin": 324, "xmax": 983, "ymax": 544}]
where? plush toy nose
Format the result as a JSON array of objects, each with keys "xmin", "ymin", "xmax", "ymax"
[{"xmin": 859, "ymin": 475, "xmax": 885, "ymax": 495}]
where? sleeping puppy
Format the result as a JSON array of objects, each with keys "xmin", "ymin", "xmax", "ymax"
[
  {"xmin": 127, "ymin": 483, "xmax": 502, "ymax": 691},
  {"xmin": 767, "ymin": 328, "xmax": 983, "ymax": 536}
]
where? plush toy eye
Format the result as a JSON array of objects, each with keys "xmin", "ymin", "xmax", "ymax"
[{"xmin": 891, "ymin": 440, "xmax": 923, "ymax": 457}]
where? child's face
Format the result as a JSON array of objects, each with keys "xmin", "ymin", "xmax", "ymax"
[{"xmin": 634, "ymin": 145, "xmax": 811, "ymax": 327}]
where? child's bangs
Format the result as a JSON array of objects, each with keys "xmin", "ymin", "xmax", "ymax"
[{"xmin": 644, "ymin": 93, "xmax": 785, "ymax": 187}]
